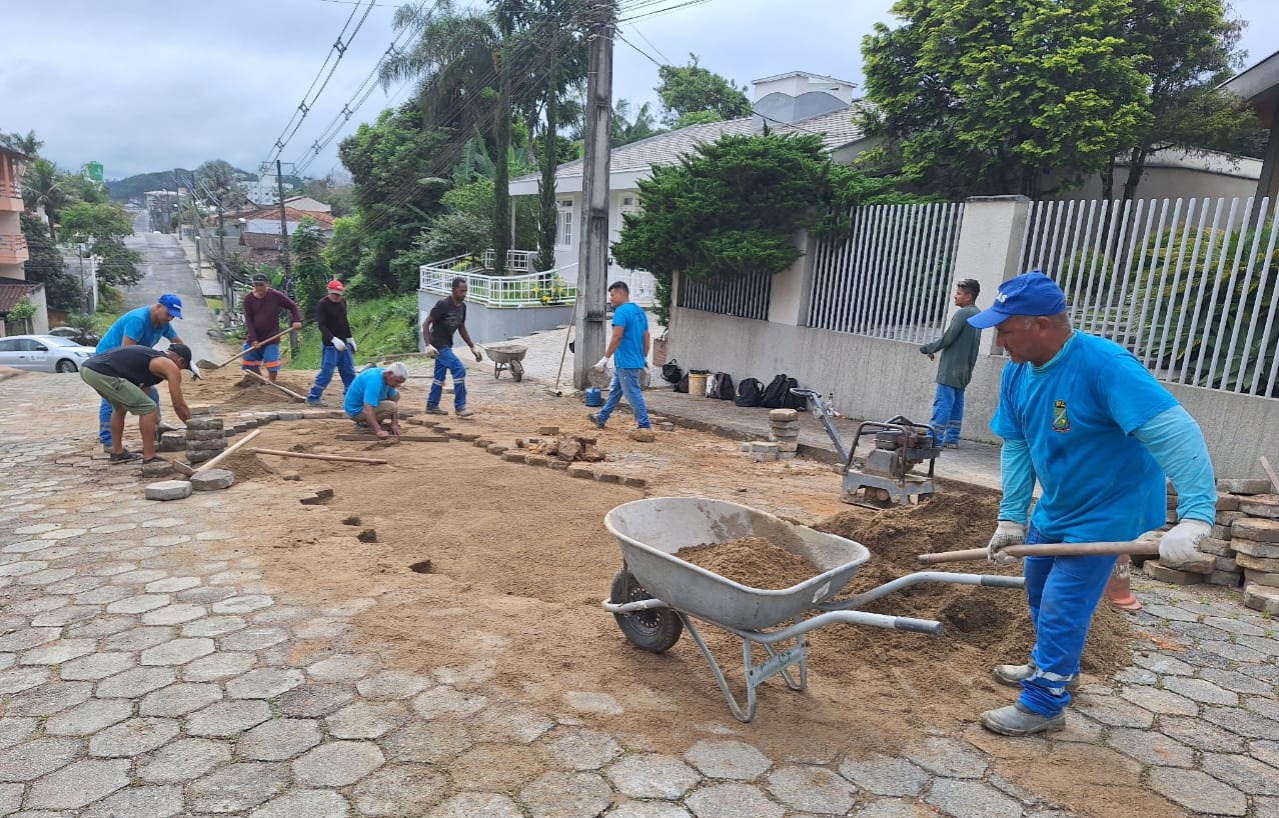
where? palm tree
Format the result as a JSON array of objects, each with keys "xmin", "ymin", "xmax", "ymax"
[
  {"xmin": 1, "ymin": 130, "xmax": 42, "ymax": 156},
  {"xmin": 21, "ymin": 158, "xmax": 67, "ymax": 241},
  {"xmin": 612, "ymin": 99, "xmax": 661, "ymax": 147}
]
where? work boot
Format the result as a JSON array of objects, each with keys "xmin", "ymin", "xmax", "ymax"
[
  {"xmin": 587, "ymin": 412, "xmax": 605, "ymax": 429},
  {"xmin": 425, "ymin": 406, "xmax": 448, "ymax": 416},
  {"xmin": 108, "ymin": 451, "xmax": 142, "ymax": 465},
  {"xmin": 994, "ymin": 662, "xmax": 1081, "ymax": 691},
  {"xmin": 455, "ymin": 408, "xmax": 474, "ymax": 418},
  {"xmin": 980, "ymin": 703, "xmax": 1066, "ymax": 736},
  {"xmin": 305, "ymin": 398, "xmax": 326, "ymax": 407}
]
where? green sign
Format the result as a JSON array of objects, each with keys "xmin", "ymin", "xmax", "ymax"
[{"xmin": 85, "ymin": 161, "xmax": 104, "ymax": 183}]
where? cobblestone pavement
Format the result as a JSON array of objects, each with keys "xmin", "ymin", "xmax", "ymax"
[{"xmin": 2, "ymin": 373, "xmax": 1278, "ymax": 818}]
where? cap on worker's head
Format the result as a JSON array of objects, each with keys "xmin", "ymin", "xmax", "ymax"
[
  {"xmin": 168, "ymin": 343, "xmax": 201, "ymax": 379},
  {"xmin": 327, "ymin": 280, "xmax": 344, "ymax": 292},
  {"xmin": 157, "ymin": 293, "xmax": 183, "ymax": 319},
  {"xmin": 967, "ymin": 271, "xmax": 1067, "ymax": 329},
  {"xmin": 251, "ymin": 273, "xmax": 269, "ymax": 284},
  {"xmin": 386, "ymin": 362, "xmax": 409, "ymax": 379}
]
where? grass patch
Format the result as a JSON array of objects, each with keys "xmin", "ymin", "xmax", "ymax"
[{"xmin": 286, "ymin": 293, "xmax": 419, "ymax": 370}]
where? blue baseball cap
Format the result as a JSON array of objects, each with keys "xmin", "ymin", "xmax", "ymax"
[
  {"xmin": 967, "ymin": 272, "xmax": 1066, "ymax": 329},
  {"xmin": 158, "ymin": 294, "xmax": 183, "ymax": 319}
]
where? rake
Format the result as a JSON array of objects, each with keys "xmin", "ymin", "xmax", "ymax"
[{"xmin": 196, "ymin": 328, "xmax": 289, "ymax": 370}]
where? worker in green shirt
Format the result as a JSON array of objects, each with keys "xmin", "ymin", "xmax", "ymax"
[{"xmin": 920, "ymin": 278, "xmax": 982, "ymax": 448}]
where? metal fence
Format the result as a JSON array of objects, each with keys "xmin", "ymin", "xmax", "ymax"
[
  {"xmin": 678, "ymin": 270, "xmax": 772, "ymax": 320},
  {"xmin": 420, "ymin": 262, "xmax": 577, "ymax": 308},
  {"xmin": 1020, "ymin": 196, "xmax": 1279, "ymax": 397},
  {"xmin": 807, "ymin": 203, "xmax": 965, "ymax": 343}
]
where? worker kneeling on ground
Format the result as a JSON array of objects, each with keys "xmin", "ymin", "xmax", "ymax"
[
  {"xmin": 344, "ymin": 361, "xmax": 407, "ymax": 440},
  {"xmin": 972, "ymin": 272, "xmax": 1215, "ymax": 737},
  {"xmin": 81, "ymin": 343, "xmax": 200, "ymax": 465}
]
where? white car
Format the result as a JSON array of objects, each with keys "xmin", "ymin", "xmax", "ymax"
[{"xmin": 0, "ymin": 334, "xmax": 97, "ymax": 373}]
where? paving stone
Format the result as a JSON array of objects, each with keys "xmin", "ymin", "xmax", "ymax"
[
  {"xmin": 88, "ymin": 716, "xmax": 179, "ymax": 757},
  {"xmin": 139, "ymin": 681, "xmax": 223, "ymax": 716},
  {"xmin": 23, "ymin": 759, "xmax": 130, "ymax": 810},
  {"xmin": 424, "ymin": 792, "xmax": 523, "ymax": 818},
  {"xmin": 70, "ymin": 586, "xmax": 132, "ymax": 606},
  {"xmin": 326, "ymin": 700, "xmax": 409, "ymax": 739},
  {"xmin": 181, "ymin": 615, "xmax": 245, "ymax": 637},
  {"xmin": 99, "ymin": 627, "xmax": 170, "ymax": 653},
  {"xmin": 1201, "ymin": 752, "xmax": 1279, "ymax": 795},
  {"xmin": 0, "ymin": 718, "xmax": 38, "ymax": 749},
  {"xmin": 519, "ymin": 770, "xmax": 614, "ymax": 818},
  {"xmin": 766, "ymin": 765, "xmax": 855, "ymax": 814},
  {"xmin": 271, "ymin": 683, "xmax": 356, "ymax": 718},
  {"xmin": 849, "ymin": 798, "xmax": 927, "ymax": 818},
  {"xmin": 683, "ymin": 739, "xmax": 772, "ymax": 780},
  {"xmin": 1131, "ymin": 653, "xmax": 1195, "ymax": 675},
  {"xmin": 293, "ymin": 740, "xmax": 386, "ymax": 786},
  {"xmin": 447, "ymin": 742, "xmax": 548, "ymax": 792},
  {"xmin": 1176, "ymin": 646, "xmax": 1234, "ymax": 669},
  {"xmin": 903, "ymin": 737, "xmax": 988, "ymax": 779},
  {"xmin": 227, "ymin": 667, "xmax": 305, "ymax": 699},
  {"xmin": 80, "ymin": 785, "xmax": 183, "ymax": 818},
  {"xmin": 144, "ymin": 481, "xmax": 191, "ymax": 501},
  {"xmin": 924, "ymin": 778, "xmax": 1023, "ymax": 818},
  {"xmin": 548, "ymin": 728, "xmax": 621, "ymax": 771},
  {"xmin": 42, "ymin": 698, "xmax": 133, "ymax": 736},
  {"xmin": 1245, "ymin": 695, "xmax": 1279, "ymax": 721},
  {"xmin": 1103, "ymin": 726, "xmax": 1194, "ymax": 766},
  {"xmin": 1238, "ymin": 662, "xmax": 1279, "ymax": 685},
  {"xmin": 211, "ymin": 594, "xmax": 274, "ymax": 614},
  {"xmin": 1198, "ymin": 667, "xmax": 1276, "ymax": 695},
  {"xmin": 58, "ymin": 651, "xmax": 135, "ymax": 681},
  {"xmin": 140, "ymin": 603, "xmax": 206, "ymax": 625},
  {"xmin": 218, "ymin": 626, "xmax": 288, "ymax": 651},
  {"xmin": 683, "ymin": 782, "xmax": 782, "ymax": 818},
  {"xmin": 355, "ymin": 670, "xmax": 432, "ymax": 700},
  {"xmin": 307, "ymin": 653, "xmax": 380, "ymax": 682},
  {"xmin": 19, "ymin": 639, "xmax": 95, "ymax": 666},
  {"xmin": 189, "ymin": 761, "xmax": 288, "ymax": 813},
  {"xmin": 412, "ymin": 686, "xmax": 489, "ymax": 720},
  {"xmin": 1118, "ymin": 684, "xmax": 1199, "ymax": 715},
  {"xmin": 0, "ymin": 738, "xmax": 82, "ymax": 781},
  {"xmin": 110, "ymin": 569, "xmax": 172, "ymax": 586},
  {"xmin": 352, "ymin": 763, "xmax": 450, "ymax": 816},
  {"xmin": 1072, "ymin": 694, "xmax": 1155, "ymax": 728},
  {"xmin": 0, "ymin": 667, "xmax": 49, "ymax": 695},
  {"xmin": 5, "ymin": 681, "xmax": 93, "ymax": 716},
  {"xmin": 246, "ymin": 790, "xmax": 350, "ymax": 818},
  {"xmin": 184, "ymin": 700, "xmax": 272, "ymax": 736},
  {"xmin": 1253, "ymin": 739, "xmax": 1279, "ymax": 768},
  {"xmin": 563, "ymin": 690, "xmax": 623, "ymax": 715},
  {"xmin": 180, "ymin": 651, "xmax": 256, "ymax": 682},
  {"xmin": 95, "ymin": 666, "xmax": 176, "ymax": 697},
  {"xmin": 238, "ymin": 718, "xmax": 324, "ymax": 760},
  {"xmin": 469, "ymin": 700, "xmax": 555, "ymax": 744},
  {"xmin": 0, "ymin": 784, "xmax": 23, "ymax": 816},
  {"xmin": 144, "ymin": 576, "xmax": 201, "ymax": 593},
  {"xmin": 30, "ymin": 605, "xmax": 100, "ymax": 627},
  {"xmin": 607, "ymin": 753, "xmax": 700, "ymax": 799},
  {"xmin": 381, "ymin": 721, "xmax": 474, "ymax": 764},
  {"xmin": 1113, "ymin": 666, "xmax": 1158, "ymax": 686},
  {"xmin": 1148, "ymin": 767, "xmax": 1247, "ymax": 815},
  {"xmin": 140, "ymin": 637, "xmax": 214, "ymax": 665},
  {"xmin": 1160, "ymin": 676, "xmax": 1240, "ymax": 705},
  {"xmin": 137, "ymin": 737, "xmax": 232, "ymax": 783},
  {"xmin": 837, "ymin": 754, "xmax": 929, "ymax": 796}
]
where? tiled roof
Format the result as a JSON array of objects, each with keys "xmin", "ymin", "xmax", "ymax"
[
  {"xmin": 514, "ymin": 105, "xmax": 865, "ymax": 184},
  {"xmin": 226, "ymin": 207, "xmax": 335, "ymax": 228},
  {"xmin": 0, "ymin": 280, "xmax": 41, "ymax": 313}
]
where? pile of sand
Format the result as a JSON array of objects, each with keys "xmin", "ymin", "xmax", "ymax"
[
  {"xmin": 185, "ymin": 366, "xmax": 315, "ymax": 408},
  {"xmin": 681, "ymin": 536, "xmax": 816, "ymax": 589}
]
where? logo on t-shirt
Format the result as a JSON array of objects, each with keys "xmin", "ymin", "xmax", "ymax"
[{"xmin": 1052, "ymin": 399, "xmax": 1071, "ymax": 433}]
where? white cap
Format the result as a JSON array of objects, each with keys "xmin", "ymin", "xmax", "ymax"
[{"xmin": 386, "ymin": 362, "xmax": 409, "ymax": 379}]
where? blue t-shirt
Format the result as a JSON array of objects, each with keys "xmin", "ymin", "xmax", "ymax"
[
  {"xmin": 990, "ymin": 333, "xmax": 1177, "ymax": 543},
  {"xmin": 611, "ymin": 302, "xmax": 648, "ymax": 369},
  {"xmin": 97, "ymin": 306, "xmax": 178, "ymax": 352},
  {"xmin": 344, "ymin": 367, "xmax": 400, "ymax": 417}
]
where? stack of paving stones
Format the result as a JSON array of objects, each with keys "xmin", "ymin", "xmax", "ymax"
[
  {"xmin": 767, "ymin": 408, "xmax": 800, "ymax": 460},
  {"xmin": 184, "ymin": 417, "xmax": 226, "ymax": 466},
  {"xmin": 1146, "ymin": 479, "xmax": 1279, "ymax": 605}
]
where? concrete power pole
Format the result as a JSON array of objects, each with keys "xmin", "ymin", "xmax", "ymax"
[
  {"xmin": 275, "ymin": 159, "xmax": 299, "ymax": 358},
  {"xmin": 573, "ymin": 0, "xmax": 616, "ymax": 390}
]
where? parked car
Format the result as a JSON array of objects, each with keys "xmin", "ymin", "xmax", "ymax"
[
  {"xmin": 0, "ymin": 334, "xmax": 97, "ymax": 373},
  {"xmin": 48, "ymin": 325, "xmax": 100, "ymax": 346}
]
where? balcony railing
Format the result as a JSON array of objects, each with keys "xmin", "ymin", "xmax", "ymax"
[
  {"xmin": 421, "ymin": 257, "xmax": 577, "ymax": 308},
  {"xmin": 0, "ymin": 234, "xmax": 29, "ymax": 263}
]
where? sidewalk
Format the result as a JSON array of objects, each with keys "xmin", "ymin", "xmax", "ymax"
[{"xmin": 177, "ymin": 237, "xmax": 224, "ymax": 300}]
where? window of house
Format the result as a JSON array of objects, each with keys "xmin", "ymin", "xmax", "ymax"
[{"xmin": 558, "ymin": 205, "xmax": 573, "ymax": 247}]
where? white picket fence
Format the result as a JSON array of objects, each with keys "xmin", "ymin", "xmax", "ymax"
[
  {"xmin": 807, "ymin": 202, "xmax": 966, "ymax": 343},
  {"xmin": 1020, "ymin": 196, "xmax": 1279, "ymax": 397}
]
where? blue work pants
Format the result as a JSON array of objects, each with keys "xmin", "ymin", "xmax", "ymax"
[
  {"xmin": 427, "ymin": 347, "xmax": 467, "ymax": 410},
  {"xmin": 930, "ymin": 383, "xmax": 965, "ymax": 445},
  {"xmin": 597, "ymin": 368, "xmax": 651, "ymax": 429},
  {"xmin": 308, "ymin": 345, "xmax": 356, "ymax": 401}
]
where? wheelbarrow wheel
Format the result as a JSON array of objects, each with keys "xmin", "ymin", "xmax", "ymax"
[
  {"xmin": 510, "ymin": 360, "xmax": 524, "ymax": 382},
  {"xmin": 610, "ymin": 569, "xmax": 682, "ymax": 652}
]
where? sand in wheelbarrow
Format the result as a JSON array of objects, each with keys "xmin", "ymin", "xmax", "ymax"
[{"xmin": 680, "ymin": 536, "xmax": 816, "ymax": 589}]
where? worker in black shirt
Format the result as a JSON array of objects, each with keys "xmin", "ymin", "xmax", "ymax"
[
  {"xmin": 81, "ymin": 344, "xmax": 199, "ymax": 464},
  {"xmin": 306, "ymin": 280, "xmax": 357, "ymax": 407}
]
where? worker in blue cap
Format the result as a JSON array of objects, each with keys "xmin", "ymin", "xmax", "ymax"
[
  {"xmin": 93, "ymin": 295, "xmax": 186, "ymax": 453},
  {"xmin": 971, "ymin": 271, "xmax": 1216, "ymax": 736}
]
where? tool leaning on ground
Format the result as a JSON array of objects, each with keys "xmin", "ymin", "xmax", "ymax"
[
  {"xmin": 195, "ymin": 328, "xmax": 290, "ymax": 370},
  {"xmin": 917, "ymin": 540, "xmax": 1161, "ymax": 565}
]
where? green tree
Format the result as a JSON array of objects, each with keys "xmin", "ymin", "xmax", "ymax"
[
  {"xmin": 59, "ymin": 201, "xmax": 135, "ymax": 244},
  {"xmin": 612, "ymin": 99, "xmax": 662, "ymax": 147},
  {"xmin": 21, "ymin": 158, "xmax": 69, "ymax": 240},
  {"xmin": 0, "ymin": 129, "xmax": 42, "ymax": 156},
  {"xmin": 859, "ymin": 0, "xmax": 1150, "ymax": 198},
  {"xmin": 20, "ymin": 213, "xmax": 83, "ymax": 312},
  {"xmin": 300, "ymin": 177, "xmax": 354, "ymax": 217},
  {"xmin": 655, "ymin": 55, "xmax": 751, "ymax": 128},
  {"xmin": 195, "ymin": 159, "xmax": 248, "ymax": 208},
  {"xmin": 291, "ymin": 217, "xmax": 331, "ymax": 322},
  {"xmin": 95, "ymin": 240, "xmax": 144, "ymax": 292}
]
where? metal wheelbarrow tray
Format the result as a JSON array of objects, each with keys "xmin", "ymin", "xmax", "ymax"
[
  {"xmin": 603, "ymin": 497, "xmax": 1024, "ymax": 722},
  {"xmin": 485, "ymin": 343, "xmax": 527, "ymax": 381}
]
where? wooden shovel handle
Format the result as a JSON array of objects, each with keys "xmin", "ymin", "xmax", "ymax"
[
  {"xmin": 212, "ymin": 328, "xmax": 290, "ymax": 368},
  {"xmin": 917, "ymin": 541, "xmax": 1159, "ymax": 565}
]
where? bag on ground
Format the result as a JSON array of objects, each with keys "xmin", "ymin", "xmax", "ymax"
[
  {"xmin": 783, "ymin": 377, "xmax": 807, "ymax": 410},
  {"xmin": 675, "ymin": 372, "xmax": 689, "ymax": 393},
  {"xmin": 735, "ymin": 377, "xmax": 764, "ymax": 407},
  {"xmin": 759, "ymin": 374, "xmax": 791, "ymax": 408},
  {"xmin": 713, "ymin": 372, "xmax": 735, "ymax": 400},
  {"xmin": 662, "ymin": 359, "xmax": 683, "ymax": 385}
]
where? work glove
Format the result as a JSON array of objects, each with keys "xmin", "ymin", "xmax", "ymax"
[
  {"xmin": 987, "ymin": 521, "xmax": 1027, "ymax": 564},
  {"xmin": 472, "ymin": 346, "xmax": 483, "ymax": 362},
  {"xmin": 1139, "ymin": 519, "xmax": 1210, "ymax": 566},
  {"xmin": 424, "ymin": 344, "xmax": 438, "ymax": 359},
  {"xmin": 346, "ymin": 338, "xmax": 357, "ymax": 353},
  {"xmin": 331, "ymin": 338, "xmax": 347, "ymax": 352},
  {"xmin": 592, "ymin": 356, "xmax": 609, "ymax": 373}
]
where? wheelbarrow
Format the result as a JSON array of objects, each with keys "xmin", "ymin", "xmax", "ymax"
[
  {"xmin": 486, "ymin": 343, "xmax": 527, "ymax": 381},
  {"xmin": 602, "ymin": 497, "xmax": 1024, "ymax": 722}
]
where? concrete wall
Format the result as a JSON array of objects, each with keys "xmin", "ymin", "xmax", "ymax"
[{"xmin": 416, "ymin": 293, "xmax": 572, "ymax": 348}]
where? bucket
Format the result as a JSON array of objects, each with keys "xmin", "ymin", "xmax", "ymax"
[
  {"xmin": 584, "ymin": 387, "xmax": 603, "ymax": 407},
  {"xmin": 687, "ymin": 372, "xmax": 707, "ymax": 396}
]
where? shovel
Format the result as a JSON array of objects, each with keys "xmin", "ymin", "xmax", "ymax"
[
  {"xmin": 917, "ymin": 541, "xmax": 1158, "ymax": 565},
  {"xmin": 197, "ymin": 328, "xmax": 290, "ymax": 370}
]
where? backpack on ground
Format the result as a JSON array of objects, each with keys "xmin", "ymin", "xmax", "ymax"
[
  {"xmin": 759, "ymin": 374, "xmax": 791, "ymax": 408},
  {"xmin": 675, "ymin": 372, "xmax": 689, "ymax": 393},
  {"xmin": 735, "ymin": 378, "xmax": 764, "ymax": 407},
  {"xmin": 661, "ymin": 359, "xmax": 684, "ymax": 385},
  {"xmin": 783, "ymin": 377, "xmax": 807, "ymax": 410},
  {"xmin": 712, "ymin": 372, "xmax": 735, "ymax": 400}
]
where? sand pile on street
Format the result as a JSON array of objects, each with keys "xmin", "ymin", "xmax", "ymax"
[{"xmin": 185, "ymin": 366, "xmax": 315, "ymax": 408}]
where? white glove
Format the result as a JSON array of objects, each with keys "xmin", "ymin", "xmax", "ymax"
[
  {"xmin": 472, "ymin": 346, "xmax": 483, "ymax": 362},
  {"xmin": 1140, "ymin": 519, "xmax": 1210, "ymax": 566},
  {"xmin": 331, "ymin": 338, "xmax": 347, "ymax": 352},
  {"xmin": 425, "ymin": 344, "xmax": 438, "ymax": 358},
  {"xmin": 346, "ymin": 338, "xmax": 357, "ymax": 353},
  {"xmin": 987, "ymin": 521, "xmax": 1026, "ymax": 564},
  {"xmin": 592, "ymin": 356, "xmax": 609, "ymax": 373}
]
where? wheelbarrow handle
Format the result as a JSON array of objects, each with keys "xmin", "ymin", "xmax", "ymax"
[{"xmin": 917, "ymin": 541, "xmax": 1157, "ymax": 565}]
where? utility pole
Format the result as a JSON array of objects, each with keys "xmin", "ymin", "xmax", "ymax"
[
  {"xmin": 574, "ymin": 0, "xmax": 616, "ymax": 390},
  {"xmin": 275, "ymin": 159, "xmax": 299, "ymax": 359}
]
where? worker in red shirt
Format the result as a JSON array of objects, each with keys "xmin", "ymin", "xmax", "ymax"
[{"xmin": 242, "ymin": 273, "xmax": 302, "ymax": 383}]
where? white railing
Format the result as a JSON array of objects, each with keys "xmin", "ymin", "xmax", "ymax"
[
  {"xmin": 679, "ymin": 270, "xmax": 772, "ymax": 320},
  {"xmin": 481, "ymin": 248, "xmax": 542, "ymax": 273},
  {"xmin": 420, "ymin": 262, "xmax": 578, "ymax": 308},
  {"xmin": 608, "ymin": 267, "xmax": 658, "ymax": 308},
  {"xmin": 1020, "ymin": 196, "xmax": 1279, "ymax": 397},
  {"xmin": 807, "ymin": 202, "xmax": 966, "ymax": 343}
]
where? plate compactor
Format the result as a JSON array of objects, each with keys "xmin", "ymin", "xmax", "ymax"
[{"xmin": 789, "ymin": 388, "xmax": 941, "ymax": 505}]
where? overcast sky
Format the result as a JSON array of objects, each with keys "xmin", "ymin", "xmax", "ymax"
[{"xmin": 6, "ymin": 0, "xmax": 1277, "ymax": 180}]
